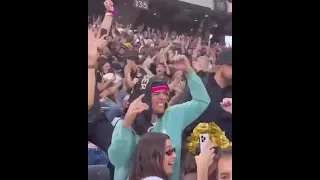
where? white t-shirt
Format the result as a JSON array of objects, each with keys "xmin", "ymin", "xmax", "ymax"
[
  {"xmin": 102, "ymin": 73, "xmax": 122, "ymax": 83},
  {"xmin": 142, "ymin": 176, "xmax": 164, "ymax": 180}
]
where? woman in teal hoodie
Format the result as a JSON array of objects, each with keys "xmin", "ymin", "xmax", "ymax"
[{"xmin": 108, "ymin": 55, "xmax": 210, "ymax": 180}]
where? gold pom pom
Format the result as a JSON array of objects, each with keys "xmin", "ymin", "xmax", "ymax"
[{"xmin": 187, "ymin": 123, "xmax": 232, "ymax": 155}]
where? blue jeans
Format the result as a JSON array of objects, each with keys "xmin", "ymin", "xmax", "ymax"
[
  {"xmin": 101, "ymin": 89, "xmax": 128, "ymax": 120},
  {"xmin": 116, "ymin": 89, "xmax": 128, "ymax": 108},
  {"xmin": 88, "ymin": 148, "xmax": 109, "ymax": 166},
  {"xmin": 101, "ymin": 98, "xmax": 123, "ymax": 121}
]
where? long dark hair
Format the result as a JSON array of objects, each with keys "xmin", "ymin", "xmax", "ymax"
[
  {"xmin": 130, "ymin": 132, "xmax": 170, "ymax": 180},
  {"xmin": 97, "ymin": 57, "xmax": 115, "ymax": 78}
]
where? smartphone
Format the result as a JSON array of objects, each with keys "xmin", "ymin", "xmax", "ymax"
[{"xmin": 199, "ymin": 134, "xmax": 210, "ymax": 152}]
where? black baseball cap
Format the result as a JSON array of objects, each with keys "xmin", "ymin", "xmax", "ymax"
[{"xmin": 216, "ymin": 48, "xmax": 232, "ymax": 66}]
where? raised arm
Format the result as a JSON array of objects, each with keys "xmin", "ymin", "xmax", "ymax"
[
  {"xmin": 124, "ymin": 64, "xmax": 135, "ymax": 88},
  {"xmin": 167, "ymin": 55, "xmax": 210, "ymax": 129},
  {"xmin": 88, "ymin": 68, "xmax": 96, "ymax": 109},
  {"xmin": 88, "ymin": 0, "xmax": 114, "ymax": 109},
  {"xmin": 108, "ymin": 120, "xmax": 138, "ymax": 167},
  {"xmin": 88, "ymin": 33, "xmax": 108, "ymax": 109},
  {"xmin": 109, "ymin": 94, "xmax": 149, "ymax": 166},
  {"xmin": 100, "ymin": 0, "xmax": 115, "ymax": 36}
]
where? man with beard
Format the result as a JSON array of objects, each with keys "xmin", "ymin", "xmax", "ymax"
[{"xmin": 181, "ymin": 48, "xmax": 232, "ymax": 141}]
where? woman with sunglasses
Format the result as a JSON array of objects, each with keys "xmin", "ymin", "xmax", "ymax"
[{"xmin": 130, "ymin": 132, "xmax": 176, "ymax": 180}]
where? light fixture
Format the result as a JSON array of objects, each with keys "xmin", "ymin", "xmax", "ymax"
[
  {"xmin": 205, "ymin": 15, "xmax": 208, "ymax": 17},
  {"xmin": 154, "ymin": 13, "xmax": 156, "ymax": 15},
  {"xmin": 194, "ymin": 20, "xmax": 197, "ymax": 22}
]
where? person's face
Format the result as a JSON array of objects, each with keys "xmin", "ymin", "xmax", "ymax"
[
  {"xmin": 102, "ymin": 63, "xmax": 111, "ymax": 73},
  {"xmin": 220, "ymin": 65, "xmax": 232, "ymax": 85},
  {"xmin": 198, "ymin": 57, "xmax": 209, "ymax": 71},
  {"xmin": 156, "ymin": 64, "xmax": 165, "ymax": 75},
  {"xmin": 175, "ymin": 80, "xmax": 185, "ymax": 93},
  {"xmin": 151, "ymin": 90, "xmax": 168, "ymax": 114},
  {"xmin": 163, "ymin": 139, "xmax": 176, "ymax": 175},
  {"xmin": 217, "ymin": 156, "xmax": 232, "ymax": 180},
  {"xmin": 168, "ymin": 49, "xmax": 173, "ymax": 55}
]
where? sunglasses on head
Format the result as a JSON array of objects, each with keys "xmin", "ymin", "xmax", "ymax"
[{"xmin": 165, "ymin": 148, "xmax": 176, "ymax": 156}]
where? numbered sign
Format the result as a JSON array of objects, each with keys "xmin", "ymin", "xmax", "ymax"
[
  {"xmin": 213, "ymin": 0, "xmax": 228, "ymax": 13},
  {"xmin": 133, "ymin": 0, "xmax": 149, "ymax": 10}
]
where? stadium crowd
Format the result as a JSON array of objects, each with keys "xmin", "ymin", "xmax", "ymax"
[{"xmin": 88, "ymin": 1, "xmax": 232, "ymax": 180}]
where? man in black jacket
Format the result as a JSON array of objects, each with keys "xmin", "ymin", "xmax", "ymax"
[{"xmin": 182, "ymin": 48, "xmax": 232, "ymax": 141}]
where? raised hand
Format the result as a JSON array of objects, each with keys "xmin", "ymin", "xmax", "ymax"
[
  {"xmin": 123, "ymin": 94, "xmax": 149, "ymax": 128},
  {"xmin": 195, "ymin": 142, "xmax": 217, "ymax": 169},
  {"xmin": 192, "ymin": 61, "xmax": 202, "ymax": 72},
  {"xmin": 221, "ymin": 98, "xmax": 232, "ymax": 114},
  {"xmin": 88, "ymin": 28, "xmax": 108, "ymax": 65},
  {"xmin": 104, "ymin": 0, "xmax": 114, "ymax": 11},
  {"xmin": 174, "ymin": 55, "xmax": 193, "ymax": 73}
]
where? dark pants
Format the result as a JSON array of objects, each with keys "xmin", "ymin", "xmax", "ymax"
[
  {"xmin": 88, "ymin": 114, "xmax": 114, "ymax": 153},
  {"xmin": 107, "ymin": 161, "xmax": 115, "ymax": 180},
  {"xmin": 88, "ymin": 114, "xmax": 115, "ymax": 180}
]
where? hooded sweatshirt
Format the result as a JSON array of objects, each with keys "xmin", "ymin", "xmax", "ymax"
[{"xmin": 108, "ymin": 72, "xmax": 210, "ymax": 180}]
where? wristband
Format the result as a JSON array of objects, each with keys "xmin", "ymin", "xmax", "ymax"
[
  {"xmin": 105, "ymin": 9, "xmax": 118, "ymax": 15},
  {"xmin": 88, "ymin": 64, "xmax": 95, "ymax": 69}
]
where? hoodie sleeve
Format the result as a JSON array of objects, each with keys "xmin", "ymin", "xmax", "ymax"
[
  {"xmin": 108, "ymin": 120, "xmax": 139, "ymax": 167},
  {"xmin": 169, "ymin": 71, "xmax": 210, "ymax": 129}
]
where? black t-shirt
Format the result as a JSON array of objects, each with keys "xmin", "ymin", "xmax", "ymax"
[
  {"xmin": 127, "ymin": 67, "xmax": 151, "ymax": 102},
  {"xmin": 182, "ymin": 73, "xmax": 232, "ymax": 141}
]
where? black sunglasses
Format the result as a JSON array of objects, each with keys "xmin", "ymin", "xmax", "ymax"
[{"xmin": 165, "ymin": 148, "xmax": 176, "ymax": 156}]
